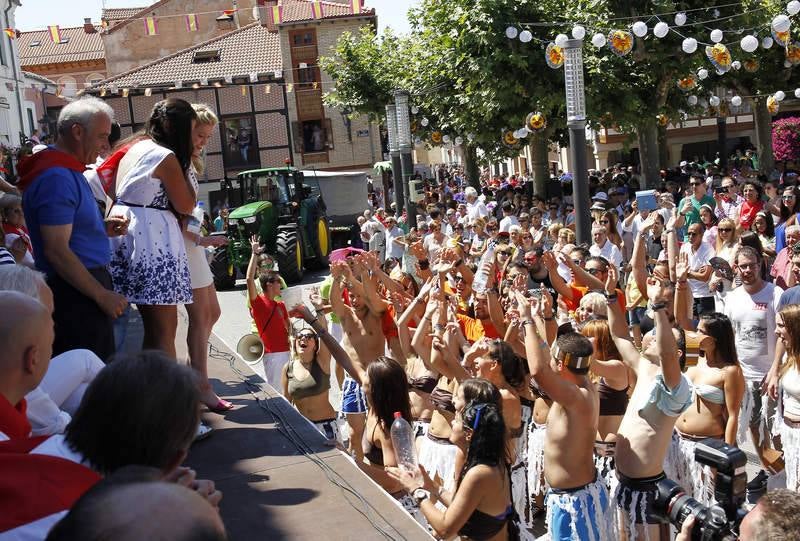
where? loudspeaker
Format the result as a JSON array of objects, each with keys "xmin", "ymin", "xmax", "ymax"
[{"xmin": 236, "ymin": 333, "xmax": 264, "ymax": 364}]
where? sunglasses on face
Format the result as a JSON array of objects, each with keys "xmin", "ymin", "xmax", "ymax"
[
  {"xmin": 522, "ymin": 235, "xmax": 533, "ymax": 240},
  {"xmin": 498, "ymin": 251, "xmax": 512, "ymax": 256},
  {"xmin": 586, "ymin": 268, "xmax": 604, "ymax": 276},
  {"xmin": 571, "ymin": 259, "xmax": 585, "ymax": 265},
  {"xmin": 599, "ymin": 220, "xmax": 609, "ymax": 225},
  {"xmin": 718, "ymin": 228, "xmax": 732, "ymax": 232},
  {"xmin": 297, "ymin": 333, "xmax": 316, "ymax": 341}
]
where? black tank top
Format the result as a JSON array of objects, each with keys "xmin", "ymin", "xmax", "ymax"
[{"xmin": 598, "ymin": 378, "xmax": 628, "ymax": 416}]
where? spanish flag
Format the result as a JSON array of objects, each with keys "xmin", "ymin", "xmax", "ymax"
[
  {"xmin": 143, "ymin": 16, "xmax": 157, "ymax": 36},
  {"xmin": 185, "ymin": 13, "xmax": 198, "ymax": 32},
  {"xmin": 269, "ymin": 5, "xmax": 283, "ymax": 25},
  {"xmin": 3, "ymin": 28, "xmax": 15, "ymax": 39},
  {"xmin": 311, "ymin": 1, "xmax": 324, "ymax": 19},
  {"xmin": 47, "ymin": 25, "xmax": 62, "ymax": 44},
  {"xmin": 350, "ymin": 0, "xmax": 361, "ymax": 14},
  {"xmin": 222, "ymin": 9, "xmax": 236, "ymax": 17}
]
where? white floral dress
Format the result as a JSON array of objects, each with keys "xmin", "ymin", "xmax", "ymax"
[{"xmin": 109, "ymin": 139, "xmax": 192, "ymax": 305}]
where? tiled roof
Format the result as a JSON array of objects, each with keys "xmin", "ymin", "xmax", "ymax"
[
  {"xmin": 18, "ymin": 26, "xmax": 105, "ymax": 67},
  {"xmin": 103, "ymin": 0, "xmax": 185, "ymax": 35},
  {"xmin": 280, "ymin": 0, "xmax": 361, "ymax": 24},
  {"xmin": 22, "ymin": 70, "xmax": 57, "ymax": 85},
  {"xmin": 91, "ymin": 22, "xmax": 282, "ymax": 89},
  {"xmin": 101, "ymin": 7, "xmax": 148, "ymax": 21}
]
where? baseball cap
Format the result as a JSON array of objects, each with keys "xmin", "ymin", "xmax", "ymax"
[
  {"xmin": 592, "ymin": 192, "xmax": 609, "ymax": 202},
  {"xmin": 590, "ymin": 201, "xmax": 607, "ymax": 212}
]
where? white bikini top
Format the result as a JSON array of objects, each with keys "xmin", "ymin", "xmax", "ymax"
[
  {"xmin": 782, "ymin": 365, "xmax": 800, "ymax": 418},
  {"xmin": 694, "ymin": 383, "xmax": 725, "ymax": 405}
]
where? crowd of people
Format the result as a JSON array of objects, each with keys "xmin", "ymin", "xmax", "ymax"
[
  {"xmin": 1, "ymin": 92, "xmax": 800, "ymax": 540},
  {"xmin": 250, "ymin": 161, "xmax": 800, "ymax": 540}
]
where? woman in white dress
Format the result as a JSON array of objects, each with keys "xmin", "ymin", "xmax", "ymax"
[
  {"xmin": 185, "ymin": 104, "xmax": 231, "ymax": 412},
  {"xmin": 109, "ymin": 98, "xmax": 196, "ymax": 357}
]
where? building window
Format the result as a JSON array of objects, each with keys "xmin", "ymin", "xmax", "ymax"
[
  {"xmin": 293, "ymin": 119, "xmax": 333, "ymax": 153},
  {"xmin": 222, "ymin": 116, "xmax": 259, "ymax": 168},
  {"xmin": 291, "ymin": 31, "xmax": 315, "ymax": 47}
]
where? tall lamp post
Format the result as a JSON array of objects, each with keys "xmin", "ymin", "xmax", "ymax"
[
  {"xmin": 563, "ymin": 39, "xmax": 591, "ymax": 245},
  {"xmin": 394, "ymin": 90, "xmax": 417, "ymax": 229},
  {"xmin": 385, "ymin": 103, "xmax": 404, "ymax": 213}
]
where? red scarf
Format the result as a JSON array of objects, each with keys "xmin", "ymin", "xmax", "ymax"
[
  {"xmin": 0, "ymin": 395, "xmax": 31, "ymax": 440},
  {"xmin": 16, "ymin": 148, "xmax": 86, "ymax": 192},
  {"xmin": 96, "ymin": 143, "xmax": 134, "ymax": 198},
  {"xmin": 739, "ymin": 200, "xmax": 764, "ymax": 231},
  {"xmin": 0, "ymin": 436, "xmax": 101, "ymax": 533}
]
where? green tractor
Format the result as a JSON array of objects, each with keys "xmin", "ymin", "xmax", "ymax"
[{"xmin": 210, "ymin": 167, "xmax": 331, "ymax": 289}]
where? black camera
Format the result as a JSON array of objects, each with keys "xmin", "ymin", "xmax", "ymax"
[{"xmin": 654, "ymin": 438, "xmax": 750, "ymax": 540}]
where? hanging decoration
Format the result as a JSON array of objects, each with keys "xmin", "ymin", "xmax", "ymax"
[
  {"xmin": 185, "ymin": 13, "xmax": 199, "ymax": 32},
  {"xmin": 555, "ymin": 33, "xmax": 569, "ymax": 47},
  {"xmin": 144, "ymin": 16, "xmax": 158, "ymax": 36},
  {"xmin": 767, "ymin": 95, "xmax": 779, "ymax": 114},
  {"xmin": 502, "ymin": 129, "xmax": 520, "ymax": 148},
  {"xmin": 631, "ymin": 21, "xmax": 648, "ymax": 37},
  {"xmin": 740, "ymin": 35, "xmax": 759, "ymax": 53},
  {"xmin": 431, "ymin": 131, "xmax": 443, "ymax": 145},
  {"xmin": 682, "ymin": 37, "xmax": 698, "ymax": 54},
  {"xmin": 676, "ymin": 76, "xmax": 697, "ymax": 92},
  {"xmin": 787, "ymin": 42, "xmax": 800, "ymax": 65},
  {"xmin": 731, "ymin": 95, "xmax": 743, "ymax": 106},
  {"xmin": 525, "ymin": 112, "xmax": 547, "ymax": 132},
  {"xmin": 656, "ymin": 114, "xmax": 668, "ymax": 127},
  {"xmin": 706, "ymin": 44, "xmax": 732, "ymax": 73},
  {"xmin": 763, "ymin": 36, "xmax": 774, "ymax": 49},
  {"xmin": 591, "ymin": 33, "xmax": 606, "ymax": 48},
  {"xmin": 505, "ymin": 26, "xmax": 518, "ymax": 39},
  {"xmin": 674, "ymin": 12, "xmax": 687, "ymax": 26},
  {"xmin": 608, "ymin": 30, "xmax": 633, "ymax": 56},
  {"xmin": 743, "ymin": 58, "xmax": 760, "ymax": 72},
  {"xmin": 545, "ymin": 43, "xmax": 564, "ymax": 69},
  {"xmin": 773, "ymin": 29, "xmax": 790, "ymax": 47},
  {"xmin": 653, "ymin": 22, "xmax": 669, "ymax": 38}
]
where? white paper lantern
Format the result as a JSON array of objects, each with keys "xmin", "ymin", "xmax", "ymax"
[
  {"xmin": 697, "ymin": 68, "xmax": 709, "ymax": 80},
  {"xmin": 591, "ymin": 33, "xmax": 607, "ymax": 47},
  {"xmin": 571, "ymin": 25, "xmax": 586, "ymax": 40},
  {"xmin": 675, "ymin": 12, "xmax": 687, "ymax": 26},
  {"xmin": 732, "ymin": 60, "xmax": 742, "ymax": 70},
  {"xmin": 632, "ymin": 21, "xmax": 648, "ymax": 37},
  {"xmin": 682, "ymin": 37, "xmax": 698, "ymax": 53},
  {"xmin": 421, "ymin": 118, "xmax": 429, "ymax": 127},
  {"xmin": 505, "ymin": 26, "xmax": 518, "ymax": 39},
  {"xmin": 688, "ymin": 95, "xmax": 698, "ymax": 105},
  {"xmin": 654, "ymin": 22, "xmax": 669, "ymax": 38},
  {"xmin": 411, "ymin": 106, "xmax": 419, "ymax": 114},
  {"xmin": 555, "ymin": 33, "xmax": 569, "ymax": 47},
  {"xmin": 731, "ymin": 95, "xmax": 742, "ymax": 106},
  {"xmin": 455, "ymin": 136, "xmax": 463, "ymax": 146},
  {"xmin": 789, "ymin": 1, "xmax": 800, "ymax": 16},
  {"xmin": 775, "ymin": 90, "xmax": 786, "ymax": 101},
  {"xmin": 519, "ymin": 30, "xmax": 533, "ymax": 43},
  {"xmin": 740, "ymin": 35, "xmax": 759, "ymax": 53},
  {"xmin": 762, "ymin": 36, "xmax": 774, "ymax": 49},
  {"xmin": 772, "ymin": 14, "xmax": 791, "ymax": 33},
  {"xmin": 414, "ymin": 137, "xmax": 422, "ymax": 145},
  {"xmin": 709, "ymin": 95, "xmax": 721, "ymax": 106},
  {"xmin": 520, "ymin": 127, "xmax": 531, "ymax": 137},
  {"xmin": 795, "ymin": 88, "xmax": 800, "ymax": 99},
  {"xmin": 710, "ymin": 29, "xmax": 723, "ymax": 43},
  {"xmin": 442, "ymin": 134, "xmax": 451, "ymax": 143}
]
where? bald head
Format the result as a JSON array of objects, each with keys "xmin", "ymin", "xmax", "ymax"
[
  {"xmin": 47, "ymin": 480, "xmax": 227, "ymax": 541},
  {"xmin": 0, "ymin": 291, "xmax": 53, "ymax": 405}
]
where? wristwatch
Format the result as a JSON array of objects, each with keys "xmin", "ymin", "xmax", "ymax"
[{"xmin": 412, "ymin": 488, "xmax": 430, "ymax": 505}]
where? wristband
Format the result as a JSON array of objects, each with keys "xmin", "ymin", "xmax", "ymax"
[
  {"xmin": 604, "ymin": 292, "xmax": 618, "ymax": 302},
  {"xmin": 522, "ymin": 319, "xmax": 535, "ymax": 327},
  {"xmin": 542, "ymin": 315, "xmax": 555, "ymax": 321},
  {"xmin": 650, "ymin": 301, "xmax": 667, "ymax": 312},
  {"xmin": 665, "ymin": 229, "xmax": 675, "ymax": 234}
]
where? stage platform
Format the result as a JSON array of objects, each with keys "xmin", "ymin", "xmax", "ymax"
[{"xmin": 123, "ymin": 309, "xmax": 432, "ymax": 541}]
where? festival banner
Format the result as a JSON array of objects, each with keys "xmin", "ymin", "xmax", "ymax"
[
  {"xmin": 311, "ymin": 1, "xmax": 324, "ymax": 19},
  {"xmin": 47, "ymin": 25, "xmax": 62, "ymax": 44},
  {"xmin": 270, "ymin": 5, "xmax": 283, "ymax": 25},
  {"xmin": 186, "ymin": 14, "xmax": 199, "ymax": 32},
  {"xmin": 144, "ymin": 16, "xmax": 158, "ymax": 36}
]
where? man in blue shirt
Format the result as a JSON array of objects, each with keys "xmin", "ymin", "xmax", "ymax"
[{"xmin": 20, "ymin": 97, "xmax": 128, "ymax": 361}]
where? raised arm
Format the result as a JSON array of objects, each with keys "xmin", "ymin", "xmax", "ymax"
[
  {"xmin": 357, "ymin": 254, "xmax": 389, "ymax": 315},
  {"xmin": 674, "ymin": 251, "xmax": 695, "ymax": 331},
  {"xmin": 648, "ymin": 277, "xmax": 681, "ymax": 389},
  {"xmin": 666, "ymin": 217, "xmax": 680, "ymax": 283},
  {"xmin": 605, "ymin": 265, "xmax": 642, "ymax": 371},
  {"xmin": 632, "ymin": 215, "xmax": 655, "ymax": 296},
  {"xmin": 541, "ymin": 252, "xmax": 575, "ymax": 302},
  {"xmin": 246, "ymin": 235, "xmax": 260, "ymax": 302},
  {"xmin": 294, "ymin": 303, "xmax": 364, "ymax": 385}
]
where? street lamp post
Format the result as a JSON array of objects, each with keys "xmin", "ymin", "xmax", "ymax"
[
  {"xmin": 563, "ymin": 39, "xmax": 591, "ymax": 245},
  {"xmin": 394, "ymin": 90, "xmax": 417, "ymax": 229},
  {"xmin": 385, "ymin": 103, "xmax": 404, "ymax": 213}
]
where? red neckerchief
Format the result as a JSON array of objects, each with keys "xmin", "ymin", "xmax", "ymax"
[
  {"xmin": 16, "ymin": 148, "xmax": 86, "ymax": 192},
  {"xmin": 0, "ymin": 396, "xmax": 31, "ymax": 440},
  {"xmin": 96, "ymin": 142, "xmax": 135, "ymax": 198}
]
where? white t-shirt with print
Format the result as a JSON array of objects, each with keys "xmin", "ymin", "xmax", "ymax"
[{"xmin": 680, "ymin": 241, "xmax": 715, "ymax": 298}]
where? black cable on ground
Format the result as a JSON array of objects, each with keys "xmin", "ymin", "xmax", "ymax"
[{"xmin": 208, "ymin": 342, "xmax": 410, "ymax": 541}]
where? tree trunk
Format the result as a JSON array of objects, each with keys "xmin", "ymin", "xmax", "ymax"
[
  {"xmin": 637, "ymin": 119, "xmax": 660, "ymax": 189},
  {"xmin": 464, "ymin": 144, "xmax": 480, "ymax": 190},
  {"xmin": 531, "ymin": 131, "xmax": 550, "ymax": 198},
  {"xmin": 657, "ymin": 124, "xmax": 669, "ymax": 171},
  {"xmin": 752, "ymin": 97, "xmax": 775, "ymax": 175}
]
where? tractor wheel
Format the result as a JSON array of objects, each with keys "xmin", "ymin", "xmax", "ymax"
[
  {"xmin": 307, "ymin": 216, "xmax": 331, "ymax": 269},
  {"xmin": 210, "ymin": 246, "xmax": 236, "ymax": 291},
  {"xmin": 276, "ymin": 229, "xmax": 304, "ymax": 284}
]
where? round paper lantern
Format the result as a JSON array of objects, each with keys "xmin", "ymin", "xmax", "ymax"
[
  {"xmin": 654, "ymin": 22, "xmax": 669, "ymax": 38},
  {"xmin": 591, "ymin": 33, "xmax": 607, "ymax": 47},
  {"xmin": 505, "ymin": 26, "xmax": 518, "ymax": 39},
  {"xmin": 773, "ymin": 14, "xmax": 791, "ymax": 33},
  {"xmin": 789, "ymin": 1, "xmax": 800, "ymax": 16},
  {"xmin": 414, "ymin": 137, "xmax": 422, "ymax": 145},
  {"xmin": 697, "ymin": 68, "xmax": 709, "ymax": 79},
  {"xmin": 421, "ymin": 117, "xmax": 429, "ymax": 127},
  {"xmin": 709, "ymin": 95, "xmax": 721, "ymax": 106},
  {"xmin": 632, "ymin": 21, "xmax": 648, "ymax": 37},
  {"xmin": 732, "ymin": 60, "xmax": 741, "ymax": 70},
  {"xmin": 710, "ymin": 29, "xmax": 723, "ymax": 43},
  {"xmin": 454, "ymin": 136, "xmax": 463, "ymax": 146},
  {"xmin": 795, "ymin": 88, "xmax": 800, "ymax": 98},
  {"xmin": 762, "ymin": 36, "xmax": 774, "ymax": 49},
  {"xmin": 731, "ymin": 95, "xmax": 742, "ymax": 106},
  {"xmin": 740, "ymin": 35, "xmax": 758, "ymax": 53},
  {"xmin": 688, "ymin": 95, "xmax": 698, "ymax": 105},
  {"xmin": 519, "ymin": 30, "xmax": 533, "ymax": 43},
  {"xmin": 775, "ymin": 90, "xmax": 786, "ymax": 101},
  {"xmin": 442, "ymin": 134, "xmax": 451, "ymax": 143},
  {"xmin": 682, "ymin": 37, "xmax": 698, "ymax": 53},
  {"xmin": 675, "ymin": 12, "xmax": 687, "ymax": 26},
  {"xmin": 555, "ymin": 33, "xmax": 569, "ymax": 47},
  {"xmin": 467, "ymin": 133, "xmax": 475, "ymax": 142},
  {"xmin": 411, "ymin": 106, "xmax": 419, "ymax": 114},
  {"xmin": 571, "ymin": 25, "xmax": 586, "ymax": 40}
]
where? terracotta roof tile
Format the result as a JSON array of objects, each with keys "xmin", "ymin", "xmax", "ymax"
[
  {"xmin": 281, "ymin": 0, "xmax": 354, "ymax": 24},
  {"xmin": 18, "ymin": 26, "xmax": 105, "ymax": 67},
  {"xmin": 101, "ymin": 7, "xmax": 148, "ymax": 21},
  {"xmin": 92, "ymin": 22, "xmax": 281, "ymax": 89}
]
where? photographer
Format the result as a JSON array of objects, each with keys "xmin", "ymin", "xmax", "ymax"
[{"xmin": 675, "ymin": 489, "xmax": 800, "ymax": 541}]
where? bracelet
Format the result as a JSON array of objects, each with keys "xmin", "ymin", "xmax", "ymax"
[
  {"xmin": 665, "ymin": 229, "xmax": 675, "ymax": 234},
  {"xmin": 522, "ymin": 319, "xmax": 535, "ymax": 327},
  {"xmin": 543, "ymin": 315, "xmax": 555, "ymax": 321},
  {"xmin": 604, "ymin": 292, "xmax": 618, "ymax": 302},
  {"xmin": 308, "ymin": 317, "xmax": 318, "ymax": 326},
  {"xmin": 650, "ymin": 301, "xmax": 667, "ymax": 312},
  {"xmin": 434, "ymin": 323, "xmax": 446, "ymax": 332}
]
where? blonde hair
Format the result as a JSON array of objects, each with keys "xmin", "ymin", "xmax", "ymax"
[
  {"xmin": 190, "ymin": 103, "xmax": 218, "ymax": 175},
  {"xmin": 559, "ymin": 228, "xmax": 576, "ymax": 244},
  {"xmin": 716, "ymin": 217, "xmax": 739, "ymax": 252},
  {"xmin": 779, "ymin": 304, "xmax": 800, "ymax": 376}
]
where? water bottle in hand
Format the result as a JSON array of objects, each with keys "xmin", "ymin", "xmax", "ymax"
[
  {"xmin": 472, "ymin": 244, "xmax": 496, "ymax": 294},
  {"xmin": 390, "ymin": 412, "xmax": 418, "ymax": 474}
]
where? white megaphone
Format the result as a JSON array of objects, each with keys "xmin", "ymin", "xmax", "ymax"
[{"xmin": 236, "ymin": 333, "xmax": 264, "ymax": 365}]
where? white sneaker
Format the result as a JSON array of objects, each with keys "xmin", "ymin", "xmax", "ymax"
[{"xmin": 194, "ymin": 421, "xmax": 213, "ymax": 442}]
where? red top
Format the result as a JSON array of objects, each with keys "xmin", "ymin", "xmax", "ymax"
[
  {"xmin": 739, "ymin": 200, "xmax": 764, "ymax": 231},
  {"xmin": 251, "ymin": 295, "xmax": 290, "ymax": 353},
  {"xmin": 0, "ymin": 396, "xmax": 31, "ymax": 440}
]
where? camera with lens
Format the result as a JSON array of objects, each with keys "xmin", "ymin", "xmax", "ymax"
[{"xmin": 654, "ymin": 438, "xmax": 760, "ymax": 540}]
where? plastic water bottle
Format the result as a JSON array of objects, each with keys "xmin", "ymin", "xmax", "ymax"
[
  {"xmin": 390, "ymin": 412, "xmax": 418, "ymax": 473},
  {"xmin": 471, "ymin": 244, "xmax": 496, "ymax": 294},
  {"xmin": 187, "ymin": 201, "xmax": 205, "ymax": 234}
]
